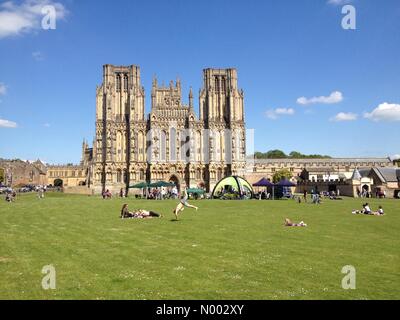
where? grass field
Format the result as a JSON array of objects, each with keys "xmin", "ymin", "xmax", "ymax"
[{"xmin": 0, "ymin": 192, "xmax": 399, "ymax": 300}]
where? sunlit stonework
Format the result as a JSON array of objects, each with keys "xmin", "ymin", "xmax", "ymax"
[{"xmin": 91, "ymin": 65, "xmax": 247, "ymax": 193}]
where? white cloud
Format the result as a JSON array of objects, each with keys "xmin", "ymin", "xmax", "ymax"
[
  {"xmin": 0, "ymin": 118, "xmax": 17, "ymax": 128},
  {"xmin": 43, "ymin": 122, "xmax": 50, "ymax": 127},
  {"xmin": 327, "ymin": 0, "xmax": 353, "ymax": 5},
  {"xmin": 330, "ymin": 112, "xmax": 358, "ymax": 122},
  {"xmin": 265, "ymin": 107, "xmax": 295, "ymax": 120},
  {"xmin": 297, "ymin": 91, "xmax": 343, "ymax": 105},
  {"xmin": 32, "ymin": 50, "xmax": 44, "ymax": 60},
  {"xmin": 0, "ymin": 83, "xmax": 7, "ymax": 95},
  {"xmin": 364, "ymin": 102, "xmax": 400, "ymax": 122},
  {"xmin": 0, "ymin": 0, "xmax": 68, "ymax": 39}
]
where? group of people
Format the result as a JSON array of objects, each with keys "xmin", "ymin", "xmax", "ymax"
[
  {"xmin": 352, "ymin": 203, "xmax": 385, "ymax": 215},
  {"xmin": 119, "ymin": 188, "xmax": 199, "ymax": 221},
  {"xmin": 5, "ymin": 190, "xmax": 16, "ymax": 202},
  {"xmin": 147, "ymin": 186, "xmax": 178, "ymax": 200},
  {"xmin": 120, "ymin": 204, "xmax": 163, "ymax": 219},
  {"xmin": 102, "ymin": 189, "xmax": 112, "ymax": 199}
]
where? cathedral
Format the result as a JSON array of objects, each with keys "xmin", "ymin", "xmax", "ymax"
[
  {"xmin": 92, "ymin": 64, "xmax": 247, "ymax": 194},
  {"xmin": 4, "ymin": 64, "xmax": 398, "ymax": 198}
]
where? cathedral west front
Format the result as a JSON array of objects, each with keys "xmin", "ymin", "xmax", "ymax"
[
  {"xmin": 91, "ymin": 64, "xmax": 247, "ymax": 193},
  {"xmin": 6, "ymin": 64, "xmax": 398, "ymax": 198}
]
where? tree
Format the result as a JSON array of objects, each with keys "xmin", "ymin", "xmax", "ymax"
[
  {"xmin": 254, "ymin": 149, "xmax": 331, "ymax": 159},
  {"xmin": 289, "ymin": 151, "xmax": 303, "ymax": 158},
  {"xmin": 0, "ymin": 168, "xmax": 4, "ymax": 184},
  {"xmin": 266, "ymin": 150, "xmax": 287, "ymax": 159},
  {"xmin": 272, "ymin": 169, "xmax": 292, "ymax": 183}
]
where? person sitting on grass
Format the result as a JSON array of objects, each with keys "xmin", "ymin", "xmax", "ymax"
[
  {"xmin": 373, "ymin": 206, "xmax": 384, "ymax": 216},
  {"xmin": 120, "ymin": 203, "xmax": 134, "ymax": 218},
  {"xmin": 362, "ymin": 203, "xmax": 372, "ymax": 214},
  {"xmin": 284, "ymin": 218, "xmax": 307, "ymax": 227}
]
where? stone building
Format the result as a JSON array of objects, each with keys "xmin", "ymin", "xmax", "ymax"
[
  {"xmin": 0, "ymin": 159, "xmax": 47, "ymax": 186},
  {"xmin": 91, "ymin": 65, "xmax": 246, "ymax": 193},
  {"xmin": 247, "ymin": 157, "xmax": 399, "ymax": 198},
  {"xmin": 4, "ymin": 64, "xmax": 396, "ymax": 198},
  {"xmin": 45, "ymin": 140, "xmax": 93, "ymax": 189}
]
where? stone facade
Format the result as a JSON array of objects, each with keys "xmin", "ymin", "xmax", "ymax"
[
  {"xmin": 3, "ymin": 65, "xmax": 397, "ymax": 198},
  {"xmin": 91, "ymin": 65, "xmax": 246, "ymax": 193},
  {"xmin": 247, "ymin": 158, "xmax": 395, "ymax": 184},
  {"xmin": 0, "ymin": 159, "xmax": 47, "ymax": 186}
]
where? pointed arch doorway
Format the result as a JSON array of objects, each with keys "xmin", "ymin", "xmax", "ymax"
[{"xmin": 168, "ymin": 174, "xmax": 181, "ymax": 193}]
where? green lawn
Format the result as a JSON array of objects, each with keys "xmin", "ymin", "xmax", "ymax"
[{"xmin": 0, "ymin": 192, "xmax": 399, "ymax": 300}]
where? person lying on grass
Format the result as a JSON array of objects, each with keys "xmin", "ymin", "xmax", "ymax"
[
  {"xmin": 284, "ymin": 218, "xmax": 307, "ymax": 227},
  {"xmin": 120, "ymin": 204, "xmax": 163, "ymax": 219},
  {"xmin": 352, "ymin": 205, "xmax": 384, "ymax": 216}
]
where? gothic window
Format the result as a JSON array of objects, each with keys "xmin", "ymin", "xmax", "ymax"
[
  {"xmin": 116, "ymin": 131, "xmax": 123, "ymax": 162},
  {"xmin": 222, "ymin": 77, "xmax": 226, "ymax": 92},
  {"xmin": 116, "ymin": 74, "xmax": 121, "ymax": 92},
  {"xmin": 196, "ymin": 169, "xmax": 201, "ymax": 180},
  {"xmin": 138, "ymin": 131, "xmax": 144, "ymax": 161},
  {"xmin": 117, "ymin": 170, "xmax": 122, "ymax": 183},
  {"xmin": 160, "ymin": 130, "xmax": 167, "ymax": 161},
  {"xmin": 217, "ymin": 168, "xmax": 223, "ymax": 181},
  {"xmin": 220, "ymin": 131, "xmax": 225, "ymax": 160},
  {"xmin": 196, "ymin": 131, "xmax": 202, "ymax": 162},
  {"xmin": 215, "ymin": 131, "xmax": 221, "ymax": 161},
  {"xmin": 215, "ymin": 76, "xmax": 219, "ymax": 91},
  {"xmin": 139, "ymin": 169, "xmax": 144, "ymax": 180},
  {"xmin": 124, "ymin": 74, "xmax": 128, "ymax": 91}
]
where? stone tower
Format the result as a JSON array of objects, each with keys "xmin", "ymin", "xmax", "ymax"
[
  {"xmin": 92, "ymin": 65, "xmax": 146, "ymax": 193},
  {"xmin": 199, "ymin": 68, "xmax": 246, "ymax": 187}
]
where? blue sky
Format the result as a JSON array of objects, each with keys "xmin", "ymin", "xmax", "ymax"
[{"xmin": 0, "ymin": 0, "xmax": 399, "ymax": 164}]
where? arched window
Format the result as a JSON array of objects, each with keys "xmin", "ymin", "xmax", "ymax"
[
  {"xmin": 160, "ymin": 130, "xmax": 167, "ymax": 161},
  {"xmin": 196, "ymin": 168, "xmax": 201, "ymax": 180},
  {"xmin": 124, "ymin": 74, "xmax": 128, "ymax": 91},
  {"xmin": 215, "ymin": 130, "xmax": 221, "ymax": 161},
  {"xmin": 220, "ymin": 130, "xmax": 225, "ymax": 161},
  {"xmin": 196, "ymin": 131, "xmax": 202, "ymax": 162},
  {"xmin": 169, "ymin": 127, "xmax": 176, "ymax": 161},
  {"xmin": 138, "ymin": 131, "xmax": 144, "ymax": 161},
  {"xmin": 116, "ymin": 74, "xmax": 121, "ymax": 92},
  {"xmin": 217, "ymin": 168, "xmax": 223, "ymax": 181},
  {"xmin": 117, "ymin": 170, "xmax": 122, "ymax": 183},
  {"xmin": 116, "ymin": 131, "xmax": 123, "ymax": 161},
  {"xmin": 221, "ymin": 77, "xmax": 226, "ymax": 92}
]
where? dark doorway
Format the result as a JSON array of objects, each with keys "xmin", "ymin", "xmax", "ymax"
[
  {"xmin": 54, "ymin": 179, "xmax": 63, "ymax": 187},
  {"xmin": 169, "ymin": 175, "xmax": 180, "ymax": 192}
]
